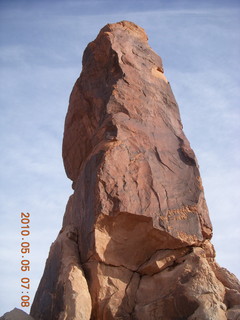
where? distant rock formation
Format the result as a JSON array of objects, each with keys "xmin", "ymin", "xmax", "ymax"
[
  {"xmin": 30, "ymin": 21, "xmax": 240, "ymax": 320},
  {"xmin": 0, "ymin": 308, "xmax": 34, "ymax": 320}
]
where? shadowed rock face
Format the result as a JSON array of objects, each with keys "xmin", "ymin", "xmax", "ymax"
[
  {"xmin": 0, "ymin": 308, "xmax": 34, "ymax": 320},
  {"xmin": 30, "ymin": 21, "xmax": 240, "ymax": 320}
]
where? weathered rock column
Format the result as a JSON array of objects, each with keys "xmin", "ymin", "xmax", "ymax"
[{"xmin": 31, "ymin": 21, "xmax": 240, "ymax": 320}]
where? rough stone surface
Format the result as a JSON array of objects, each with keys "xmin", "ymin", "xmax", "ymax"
[
  {"xmin": 31, "ymin": 226, "xmax": 91, "ymax": 320},
  {"xmin": 31, "ymin": 21, "xmax": 240, "ymax": 320}
]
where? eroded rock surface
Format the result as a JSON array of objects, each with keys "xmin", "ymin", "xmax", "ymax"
[{"xmin": 31, "ymin": 21, "xmax": 240, "ymax": 320}]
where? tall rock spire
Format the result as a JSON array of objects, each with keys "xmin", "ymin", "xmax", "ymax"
[{"xmin": 31, "ymin": 21, "xmax": 240, "ymax": 320}]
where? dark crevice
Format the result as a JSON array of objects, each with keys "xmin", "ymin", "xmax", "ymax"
[{"xmin": 176, "ymin": 137, "xmax": 196, "ymax": 167}]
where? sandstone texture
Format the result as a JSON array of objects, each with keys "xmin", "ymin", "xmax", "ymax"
[{"xmin": 31, "ymin": 21, "xmax": 240, "ymax": 320}]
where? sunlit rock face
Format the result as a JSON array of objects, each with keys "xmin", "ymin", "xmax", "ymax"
[{"xmin": 30, "ymin": 21, "xmax": 240, "ymax": 320}]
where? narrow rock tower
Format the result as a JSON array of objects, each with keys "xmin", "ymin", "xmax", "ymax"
[{"xmin": 31, "ymin": 21, "xmax": 240, "ymax": 320}]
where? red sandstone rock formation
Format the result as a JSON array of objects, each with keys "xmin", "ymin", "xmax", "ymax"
[{"xmin": 30, "ymin": 21, "xmax": 240, "ymax": 320}]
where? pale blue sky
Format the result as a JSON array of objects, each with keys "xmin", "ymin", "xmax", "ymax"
[{"xmin": 0, "ymin": 0, "xmax": 239, "ymax": 315}]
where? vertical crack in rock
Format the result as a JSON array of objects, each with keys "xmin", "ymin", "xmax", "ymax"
[
  {"xmin": 31, "ymin": 21, "xmax": 240, "ymax": 320},
  {"xmin": 154, "ymin": 146, "xmax": 175, "ymax": 174}
]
